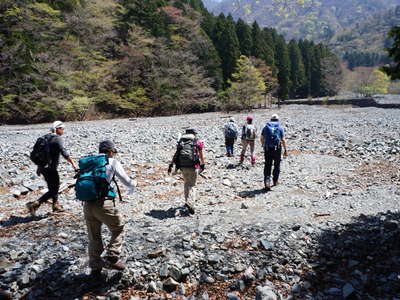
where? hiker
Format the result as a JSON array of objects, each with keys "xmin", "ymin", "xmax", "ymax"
[
  {"xmin": 168, "ymin": 129, "xmax": 205, "ymax": 214},
  {"xmin": 81, "ymin": 140, "xmax": 136, "ymax": 278},
  {"xmin": 27, "ymin": 121, "xmax": 77, "ymax": 215},
  {"xmin": 260, "ymin": 114, "xmax": 288, "ymax": 190},
  {"xmin": 239, "ymin": 115, "xmax": 257, "ymax": 165},
  {"xmin": 223, "ymin": 117, "xmax": 239, "ymax": 157}
]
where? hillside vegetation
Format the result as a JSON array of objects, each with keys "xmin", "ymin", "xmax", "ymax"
[
  {"xmin": 0, "ymin": 0, "xmax": 341, "ymax": 124},
  {"xmin": 206, "ymin": 0, "xmax": 400, "ymax": 61}
]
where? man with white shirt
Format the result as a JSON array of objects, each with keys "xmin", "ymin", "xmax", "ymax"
[{"xmin": 83, "ymin": 140, "xmax": 136, "ymax": 278}]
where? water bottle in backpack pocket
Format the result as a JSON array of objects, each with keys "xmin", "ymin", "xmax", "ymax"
[{"xmin": 75, "ymin": 155, "xmax": 116, "ymax": 201}]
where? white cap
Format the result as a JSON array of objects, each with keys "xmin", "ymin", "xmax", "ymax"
[
  {"xmin": 229, "ymin": 117, "xmax": 235, "ymax": 122},
  {"xmin": 51, "ymin": 121, "xmax": 65, "ymax": 131},
  {"xmin": 271, "ymin": 114, "xmax": 279, "ymax": 121}
]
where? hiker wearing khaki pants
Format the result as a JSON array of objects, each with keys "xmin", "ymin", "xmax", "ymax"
[
  {"xmin": 168, "ymin": 129, "xmax": 205, "ymax": 214},
  {"xmin": 83, "ymin": 140, "xmax": 136, "ymax": 279},
  {"xmin": 84, "ymin": 199, "xmax": 124, "ymax": 273}
]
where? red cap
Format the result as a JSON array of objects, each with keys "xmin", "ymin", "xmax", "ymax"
[{"xmin": 246, "ymin": 115, "xmax": 253, "ymax": 121}]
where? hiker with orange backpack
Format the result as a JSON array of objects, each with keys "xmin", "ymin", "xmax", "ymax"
[{"xmin": 239, "ymin": 115, "xmax": 257, "ymax": 165}]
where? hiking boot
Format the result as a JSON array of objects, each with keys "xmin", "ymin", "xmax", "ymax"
[
  {"xmin": 251, "ymin": 156, "xmax": 256, "ymax": 165},
  {"xmin": 103, "ymin": 256, "xmax": 125, "ymax": 271},
  {"xmin": 26, "ymin": 201, "xmax": 40, "ymax": 216},
  {"xmin": 264, "ymin": 179, "xmax": 271, "ymax": 191},
  {"xmin": 52, "ymin": 203, "xmax": 65, "ymax": 213},
  {"xmin": 239, "ymin": 154, "xmax": 244, "ymax": 163},
  {"xmin": 185, "ymin": 202, "xmax": 195, "ymax": 215},
  {"xmin": 273, "ymin": 180, "xmax": 278, "ymax": 186}
]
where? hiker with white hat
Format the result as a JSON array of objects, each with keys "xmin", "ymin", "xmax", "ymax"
[
  {"xmin": 27, "ymin": 121, "xmax": 78, "ymax": 215},
  {"xmin": 260, "ymin": 114, "xmax": 288, "ymax": 190}
]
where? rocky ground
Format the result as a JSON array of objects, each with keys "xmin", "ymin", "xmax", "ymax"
[{"xmin": 0, "ymin": 105, "xmax": 399, "ymax": 300}]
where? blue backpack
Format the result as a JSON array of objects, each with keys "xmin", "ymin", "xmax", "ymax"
[
  {"xmin": 75, "ymin": 155, "xmax": 117, "ymax": 201},
  {"xmin": 225, "ymin": 122, "xmax": 238, "ymax": 139},
  {"xmin": 263, "ymin": 122, "xmax": 282, "ymax": 149}
]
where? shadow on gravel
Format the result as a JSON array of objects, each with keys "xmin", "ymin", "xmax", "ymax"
[
  {"xmin": 20, "ymin": 258, "xmax": 122, "ymax": 300},
  {"xmin": 238, "ymin": 188, "xmax": 267, "ymax": 198},
  {"xmin": 145, "ymin": 206, "xmax": 190, "ymax": 220},
  {"xmin": 0, "ymin": 215, "xmax": 46, "ymax": 227},
  {"xmin": 301, "ymin": 211, "xmax": 400, "ymax": 299}
]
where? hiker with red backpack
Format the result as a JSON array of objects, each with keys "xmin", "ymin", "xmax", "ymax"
[
  {"xmin": 77, "ymin": 140, "xmax": 136, "ymax": 278},
  {"xmin": 261, "ymin": 114, "xmax": 288, "ymax": 190},
  {"xmin": 239, "ymin": 115, "xmax": 257, "ymax": 165},
  {"xmin": 223, "ymin": 117, "xmax": 239, "ymax": 157},
  {"xmin": 168, "ymin": 129, "xmax": 205, "ymax": 214},
  {"xmin": 27, "ymin": 121, "xmax": 78, "ymax": 215}
]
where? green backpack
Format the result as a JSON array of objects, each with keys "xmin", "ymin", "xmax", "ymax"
[{"xmin": 75, "ymin": 155, "xmax": 116, "ymax": 201}]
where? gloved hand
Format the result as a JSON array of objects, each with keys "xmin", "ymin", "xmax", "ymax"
[
  {"xmin": 200, "ymin": 164, "xmax": 205, "ymax": 172},
  {"xmin": 168, "ymin": 163, "xmax": 173, "ymax": 175}
]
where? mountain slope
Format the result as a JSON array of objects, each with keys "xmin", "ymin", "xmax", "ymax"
[{"xmin": 205, "ymin": 0, "xmax": 400, "ymax": 47}]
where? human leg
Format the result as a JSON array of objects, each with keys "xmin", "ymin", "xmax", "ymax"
[
  {"xmin": 249, "ymin": 141, "xmax": 256, "ymax": 165},
  {"xmin": 263, "ymin": 149, "xmax": 273, "ymax": 189},
  {"xmin": 272, "ymin": 148, "xmax": 282, "ymax": 185},
  {"xmin": 240, "ymin": 139, "xmax": 248, "ymax": 162},
  {"xmin": 84, "ymin": 201, "xmax": 105, "ymax": 271},
  {"xmin": 181, "ymin": 167, "xmax": 198, "ymax": 213}
]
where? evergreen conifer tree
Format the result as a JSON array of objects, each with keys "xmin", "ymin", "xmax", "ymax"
[
  {"xmin": 236, "ymin": 19, "xmax": 253, "ymax": 57},
  {"xmin": 275, "ymin": 36, "xmax": 291, "ymax": 100},
  {"xmin": 288, "ymin": 40, "xmax": 306, "ymax": 98}
]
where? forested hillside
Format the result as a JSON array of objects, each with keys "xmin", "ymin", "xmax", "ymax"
[
  {"xmin": 206, "ymin": 0, "xmax": 400, "ymax": 64},
  {"xmin": 0, "ymin": 0, "xmax": 341, "ymax": 124}
]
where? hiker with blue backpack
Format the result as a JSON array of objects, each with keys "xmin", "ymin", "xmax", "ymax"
[
  {"xmin": 261, "ymin": 114, "xmax": 288, "ymax": 190},
  {"xmin": 168, "ymin": 129, "xmax": 205, "ymax": 214},
  {"xmin": 75, "ymin": 140, "xmax": 136, "ymax": 278},
  {"xmin": 27, "ymin": 121, "xmax": 78, "ymax": 216},
  {"xmin": 223, "ymin": 117, "xmax": 239, "ymax": 157}
]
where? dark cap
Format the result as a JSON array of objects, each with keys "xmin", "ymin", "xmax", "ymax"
[
  {"xmin": 185, "ymin": 128, "xmax": 197, "ymax": 135},
  {"xmin": 99, "ymin": 140, "xmax": 118, "ymax": 154}
]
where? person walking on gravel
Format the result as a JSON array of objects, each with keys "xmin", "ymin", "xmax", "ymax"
[
  {"xmin": 83, "ymin": 140, "xmax": 136, "ymax": 278},
  {"xmin": 261, "ymin": 114, "xmax": 288, "ymax": 190},
  {"xmin": 223, "ymin": 117, "xmax": 239, "ymax": 157},
  {"xmin": 27, "ymin": 121, "xmax": 78, "ymax": 215},
  {"xmin": 239, "ymin": 115, "xmax": 257, "ymax": 165},
  {"xmin": 168, "ymin": 129, "xmax": 205, "ymax": 214}
]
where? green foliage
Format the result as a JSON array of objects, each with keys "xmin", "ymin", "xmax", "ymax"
[
  {"xmin": 382, "ymin": 26, "xmax": 400, "ymax": 80},
  {"xmin": 225, "ymin": 55, "xmax": 266, "ymax": 111},
  {"xmin": 64, "ymin": 96, "xmax": 93, "ymax": 120}
]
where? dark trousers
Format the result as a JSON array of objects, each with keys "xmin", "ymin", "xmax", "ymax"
[
  {"xmin": 264, "ymin": 147, "xmax": 282, "ymax": 183},
  {"xmin": 38, "ymin": 168, "xmax": 60, "ymax": 204},
  {"xmin": 225, "ymin": 137, "xmax": 235, "ymax": 155}
]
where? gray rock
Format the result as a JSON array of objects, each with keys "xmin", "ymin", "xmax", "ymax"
[{"xmin": 255, "ymin": 286, "xmax": 277, "ymax": 300}]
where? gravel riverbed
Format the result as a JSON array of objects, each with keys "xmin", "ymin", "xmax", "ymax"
[{"xmin": 0, "ymin": 105, "xmax": 399, "ymax": 300}]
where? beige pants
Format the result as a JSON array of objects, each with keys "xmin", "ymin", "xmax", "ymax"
[
  {"xmin": 83, "ymin": 199, "xmax": 124, "ymax": 270},
  {"xmin": 240, "ymin": 139, "xmax": 255, "ymax": 157},
  {"xmin": 181, "ymin": 167, "xmax": 198, "ymax": 204}
]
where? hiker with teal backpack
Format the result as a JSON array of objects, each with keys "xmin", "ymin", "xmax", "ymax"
[
  {"xmin": 168, "ymin": 129, "xmax": 205, "ymax": 214},
  {"xmin": 27, "ymin": 121, "xmax": 78, "ymax": 216},
  {"xmin": 239, "ymin": 115, "xmax": 257, "ymax": 165},
  {"xmin": 223, "ymin": 117, "xmax": 239, "ymax": 157},
  {"xmin": 261, "ymin": 114, "xmax": 288, "ymax": 190},
  {"xmin": 75, "ymin": 140, "xmax": 136, "ymax": 278}
]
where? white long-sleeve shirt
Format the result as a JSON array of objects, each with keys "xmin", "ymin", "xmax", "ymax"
[{"xmin": 106, "ymin": 158, "xmax": 136, "ymax": 192}]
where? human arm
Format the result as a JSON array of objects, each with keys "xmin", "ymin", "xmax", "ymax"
[
  {"xmin": 198, "ymin": 141, "xmax": 205, "ymax": 171},
  {"xmin": 66, "ymin": 156, "xmax": 78, "ymax": 171},
  {"xmin": 109, "ymin": 159, "xmax": 136, "ymax": 190},
  {"xmin": 281, "ymin": 138, "xmax": 288, "ymax": 157},
  {"xmin": 55, "ymin": 136, "xmax": 78, "ymax": 170}
]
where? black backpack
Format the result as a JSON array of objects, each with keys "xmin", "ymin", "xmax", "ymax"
[
  {"xmin": 176, "ymin": 137, "xmax": 199, "ymax": 168},
  {"xmin": 30, "ymin": 134, "xmax": 54, "ymax": 167}
]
